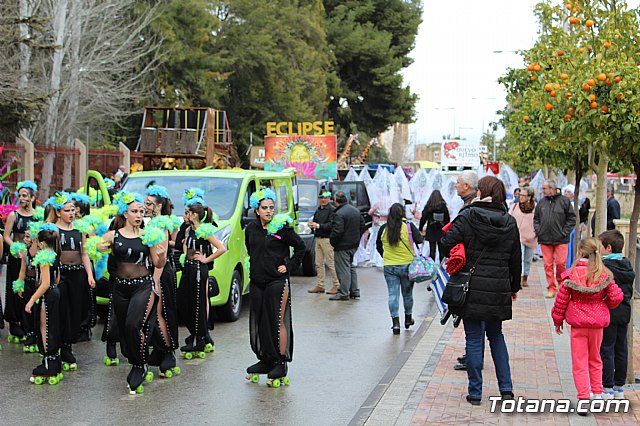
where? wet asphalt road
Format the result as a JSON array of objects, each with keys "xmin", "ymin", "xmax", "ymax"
[{"xmin": 0, "ymin": 266, "xmax": 438, "ymax": 425}]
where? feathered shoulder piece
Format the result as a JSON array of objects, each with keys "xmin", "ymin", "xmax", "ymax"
[
  {"xmin": 195, "ymin": 223, "xmax": 217, "ymax": 239},
  {"xmin": 266, "ymin": 214, "xmax": 293, "ymax": 235},
  {"xmin": 33, "ymin": 249, "xmax": 57, "ymax": 267}
]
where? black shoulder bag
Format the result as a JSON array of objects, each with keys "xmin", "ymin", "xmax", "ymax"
[{"xmin": 441, "ymin": 247, "xmax": 487, "ymax": 308}]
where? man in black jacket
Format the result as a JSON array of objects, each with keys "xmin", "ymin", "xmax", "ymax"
[
  {"xmin": 329, "ymin": 191, "xmax": 365, "ymax": 300},
  {"xmin": 534, "ymin": 180, "xmax": 576, "ymax": 298},
  {"xmin": 308, "ymin": 191, "xmax": 339, "ymax": 294}
]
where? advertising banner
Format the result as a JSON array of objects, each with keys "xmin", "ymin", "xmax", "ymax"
[{"xmin": 264, "ymin": 135, "xmax": 337, "ymax": 179}]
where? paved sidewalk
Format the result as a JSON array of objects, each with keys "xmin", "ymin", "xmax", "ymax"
[{"xmin": 356, "ymin": 261, "xmax": 640, "ymax": 425}]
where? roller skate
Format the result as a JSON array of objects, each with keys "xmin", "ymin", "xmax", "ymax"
[
  {"xmin": 266, "ymin": 362, "xmax": 290, "ymax": 388},
  {"xmin": 31, "ymin": 355, "xmax": 63, "ymax": 385},
  {"xmin": 159, "ymin": 351, "xmax": 180, "ymax": 378},
  {"xmin": 127, "ymin": 364, "xmax": 154, "ymax": 395},
  {"xmin": 61, "ymin": 343, "xmax": 78, "ymax": 371},
  {"xmin": 8, "ymin": 322, "xmax": 25, "ymax": 343},
  {"xmin": 245, "ymin": 359, "xmax": 275, "ymax": 383},
  {"xmin": 103, "ymin": 341, "xmax": 120, "ymax": 366},
  {"xmin": 147, "ymin": 347, "xmax": 163, "ymax": 367},
  {"xmin": 22, "ymin": 332, "xmax": 38, "ymax": 353},
  {"xmin": 204, "ymin": 333, "xmax": 216, "ymax": 353},
  {"xmin": 180, "ymin": 336, "xmax": 209, "ymax": 360}
]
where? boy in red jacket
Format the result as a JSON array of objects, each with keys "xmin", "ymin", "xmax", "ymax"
[{"xmin": 551, "ymin": 238, "xmax": 623, "ymax": 404}]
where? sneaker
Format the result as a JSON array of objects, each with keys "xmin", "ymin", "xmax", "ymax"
[
  {"xmin": 589, "ymin": 393, "xmax": 603, "ymax": 400},
  {"xmin": 307, "ymin": 287, "xmax": 325, "ymax": 294},
  {"xmin": 545, "ymin": 291, "xmax": 556, "ymax": 298},
  {"xmin": 602, "ymin": 388, "xmax": 614, "ymax": 400},
  {"xmin": 613, "ymin": 386, "xmax": 624, "ymax": 399}
]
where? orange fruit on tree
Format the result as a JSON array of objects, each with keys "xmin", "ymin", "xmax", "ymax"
[
  {"xmin": 566, "ymin": 3, "xmax": 572, "ymax": 11},
  {"xmin": 608, "ymin": 72, "xmax": 614, "ymax": 77},
  {"xmin": 531, "ymin": 75, "xmax": 536, "ymax": 81},
  {"xmin": 578, "ymin": 108, "xmax": 584, "ymax": 115},
  {"xmin": 589, "ymin": 94, "xmax": 596, "ymax": 101},
  {"xmin": 587, "ymin": 79, "xmax": 596, "ymax": 86},
  {"xmin": 527, "ymin": 64, "xmax": 535, "ymax": 71},
  {"xmin": 561, "ymin": 73, "xmax": 569, "ymax": 80},
  {"xmin": 523, "ymin": 116, "xmax": 530, "ymax": 123},
  {"xmin": 601, "ymin": 105, "xmax": 610, "ymax": 113},
  {"xmin": 605, "ymin": 79, "xmax": 613, "ymax": 86},
  {"xmin": 550, "ymin": 90, "xmax": 557, "ymax": 97},
  {"xmin": 582, "ymin": 84, "xmax": 591, "ymax": 91},
  {"xmin": 533, "ymin": 63, "xmax": 541, "ymax": 72},
  {"xmin": 579, "ymin": 47, "xmax": 585, "ymax": 54},
  {"xmin": 590, "ymin": 101, "xmax": 598, "ymax": 109},
  {"xmin": 586, "ymin": 19, "xmax": 594, "ymax": 28},
  {"xmin": 569, "ymin": 17, "xmax": 579, "ymax": 25},
  {"xmin": 554, "ymin": 83, "xmax": 561, "ymax": 89},
  {"xmin": 568, "ymin": 107, "xmax": 575, "ymax": 115},
  {"xmin": 604, "ymin": 41, "xmax": 611, "ymax": 49},
  {"xmin": 573, "ymin": 6, "xmax": 579, "ymax": 13},
  {"xmin": 597, "ymin": 73, "xmax": 606, "ymax": 81},
  {"xmin": 557, "ymin": 50, "xmax": 564, "ymax": 56},
  {"xmin": 544, "ymin": 83, "xmax": 553, "ymax": 92},
  {"xmin": 545, "ymin": 103, "xmax": 553, "ymax": 111},
  {"xmin": 565, "ymin": 92, "xmax": 572, "ymax": 99},
  {"xmin": 614, "ymin": 75, "xmax": 622, "ymax": 83},
  {"xmin": 564, "ymin": 114, "xmax": 572, "ymax": 121}
]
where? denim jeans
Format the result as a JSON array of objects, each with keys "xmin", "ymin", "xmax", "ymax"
[
  {"xmin": 521, "ymin": 244, "xmax": 535, "ymax": 276},
  {"xmin": 383, "ymin": 264, "xmax": 413, "ymax": 318},
  {"xmin": 463, "ymin": 319, "xmax": 513, "ymax": 399}
]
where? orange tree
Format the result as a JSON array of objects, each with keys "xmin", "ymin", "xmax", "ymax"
[{"xmin": 500, "ymin": 0, "xmax": 640, "ymax": 243}]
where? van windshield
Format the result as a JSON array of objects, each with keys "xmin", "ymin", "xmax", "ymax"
[
  {"xmin": 298, "ymin": 182, "xmax": 319, "ymax": 212},
  {"xmin": 121, "ymin": 176, "xmax": 242, "ymax": 219}
]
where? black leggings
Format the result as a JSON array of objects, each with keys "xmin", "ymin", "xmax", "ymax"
[
  {"xmin": 179, "ymin": 260, "xmax": 210, "ymax": 339},
  {"xmin": 59, "ymin": 266, "xmax": 90, "ymax": 344},
  {"xmin": 21, "ymin": 278, "xmax": 37, "ymax": 336},
  {"xmin": 249, "ymin": 279, "xmax": 293, "ymax": 363},
  {"xmin": 112, "ymin": 275, "xmax": 156, "ymax": 366},
  {"xmin": 429, "ymin": 241, "xmax": 444, "ymax": 262},
  {"xmin": 151, "ymin": 261, "xmax": 179, "ymax": 350},
  {"xmin": 34, "ymin": 286, "xmax": 61, "ymax": 357},
  {"xmin": 4, "ymin": 255, "xmax": 25, "ymax": 329}
]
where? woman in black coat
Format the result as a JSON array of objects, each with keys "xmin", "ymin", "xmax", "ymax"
[
  {"xmin": 419, "ymin": 190, "xmax": 450, "ymax": 262},
  {"xmin": 441, "ymin": 176, "xmax": 521, "ymax": 406}
]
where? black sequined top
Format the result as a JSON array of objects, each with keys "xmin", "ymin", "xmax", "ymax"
[
  {"xmin": 185, "ymin": 227, "xmax": 214, "ymax": 258},
  {"xmin": 60, "ymin": 229, "xmax": 83, "ymax": 253},
  {"xmin": 112, "ymin": 230, "xmax": 151, "ymax": 269}
]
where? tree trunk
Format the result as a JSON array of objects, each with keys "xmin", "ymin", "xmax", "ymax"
[
  {"xmin": 18, "ymin": 0, "xmax": 33, "ymax": 90},
  {"xmin": 572, "ymin": 156, "xmax": 582, "ymax": 256},
  {"xmin": 626, "ymin": 161, "xmax": 640, "ymax": 384},
  {"xmin": 592, "ymin": 151, "xmax": 609, "ymax": 237}
]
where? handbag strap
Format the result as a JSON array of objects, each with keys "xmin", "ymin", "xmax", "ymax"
[
  {"xmin": 405, "ymin": 222, "xmax": 418, "ymax": 257},
  {"xmin": 468, "ymin": 246, "xmax": 488, "ymax": 275}
]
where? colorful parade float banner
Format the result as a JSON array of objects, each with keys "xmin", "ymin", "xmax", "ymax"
[{"xmin": 264, "ymin": 133, "xmax": 337, "ymax": 179}]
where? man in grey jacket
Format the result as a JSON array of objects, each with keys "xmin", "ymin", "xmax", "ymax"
[
  {"xmin": 329, "ymin": 191, "xmax": 365, "ymax": 300},
  {"xmin": 534, "ymin": 180, "xmax": 576, "ymax": 298}
]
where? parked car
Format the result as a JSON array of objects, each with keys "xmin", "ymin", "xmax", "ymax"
[{"xmin": 85, "ymin": 168, "xmax": 299, "ymax": 322}]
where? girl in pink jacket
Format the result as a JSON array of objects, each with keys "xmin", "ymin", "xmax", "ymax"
[{"xmin": 551, "ymin": 238, "xmax": 623, "ymax": 401}]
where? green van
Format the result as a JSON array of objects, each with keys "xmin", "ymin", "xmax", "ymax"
[{"xmin": 85, "ymin": 168, "xmax": 299, "ymax": 322}]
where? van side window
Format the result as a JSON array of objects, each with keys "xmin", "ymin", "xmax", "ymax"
[
  {"xmin": 244, "ymin": 180, "xmax": 257, "ymax": 210},
  {"xmin": 278, "ymin": 185, "xmax": 288, "ymax": 213}
]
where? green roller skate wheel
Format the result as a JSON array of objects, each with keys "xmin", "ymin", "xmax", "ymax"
[
  {"xmin": 174, "ymin": 367, "xmax": 181, "ymax": 375},
  {"xmin": 114, "ymin": 358, "xmax": 120, "ymax": 366},
  {"xmin": 283, "ymin": 377, "xmax": 290, "ymax": 386},
  {"xmin": 197, "ymin": 352, "xmax": 206, "ymax": 359},
  {"xmin": 70, "ymin": 363, "xmax": 78, "ymax": 371},
  {"xmin": 48, "ymin": 376, "xmax": 58, "ymax": 385},
  {"xmin": 62, "ymin": 363, "xmax": 70, "ymax": 371},
  {"xmin": 251, "ymin": 374, "xmax": 259, "ymax": 383},
  {"xmin": 58, "ymin": 373, "xmax": 64, "ymax": 381},
  {"xmin": 103, "ymin": 356, "xmax": 111, "ymax": 366},
  {"xmin": 23, "ymin": 346, "xmax": 29, "ymax": 353},
  {"xmin": 34, "ymin": 376, "xmax": 44, "ymax": 385},
  {"xmin": 145, "ymin": 372, "xmax": 154, "ymax": 383},
  {"xmin": 163, "ymin": 370, "xmax": 173, "ymax": 378},
  {"xmin": 136, "ymin": 385, "xmax": 144, "ymax": 394},
  {"xmin": 183, "ymin": 352, "xmax": 193, "ymax": 360},
  {"xmin": 204, "ymin": 343, "xmax": 215, "ymax": 352},
  {"xmin": 272, "ymin": 379, "xmax": 281, "ymax": 388}
]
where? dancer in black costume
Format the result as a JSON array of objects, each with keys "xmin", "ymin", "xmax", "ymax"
[
  {"xmin": 99, "ymin": 191, "xmax": 166, "ymax": 394},
  {"xmin": 46, "ymin": 192, "xmax": 95, "ymax": 371},
  {"xmin": 23, "ymin": 226, "xmax": 63, "ymax": 384},
  {"xmin": 144, "ymin": 185, "xmax": 181, "ymax": 376},
  {"xmin": 70, "ymin": 192, "xmax": 96, "ymax": 341},
  {"xmin": 244, "ymin": 189, "xmax": 305, "ymax": 385},
  {"xmin": 4, "ymin": 180, "xmax": 37, "ymax": 343},
  {"xmin": 179, "ymin": 197, "xmax": 226, "ymax": 358},
  {"xmin": 13, "ymin": 230, "xmax": 39, "ymax": 353}
]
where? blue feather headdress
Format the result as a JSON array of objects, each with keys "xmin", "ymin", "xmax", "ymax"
[
  {"xmin": 250, "ymin": 188, "xmax": 277, "ymax": 209},
  {"xmin": 17, "ymin": 180, "xmax": 38, "ymax": 193},
  {"xmin": 146, "ymin": 185, "xmax": 170, "ymax": 200},
  {"xmin": 43, "ymin": 192, "xmax": 72, "ymax": 211},
  {"xmin": 115, "ymin": 191, "xmax": 144, "ymax": 215},
  {"xmin": 183, "ymin": 188, "xmax": 205, "ymax": 204},
  {"xmin": 69, "ymin": 192, "xmax": 91, "ymax": 205},
  {"xmin": 185, "ymin": 197, "xmax": 206, "ymax": 207}
]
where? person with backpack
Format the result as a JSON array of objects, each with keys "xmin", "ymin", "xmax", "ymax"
[
  {"xmin": 419, "ymin": 190, "xmax": 449, "ymax": 262},
  {"xmin": 376, "ymin": 203, "xmax": 424, "ymax": 334}
]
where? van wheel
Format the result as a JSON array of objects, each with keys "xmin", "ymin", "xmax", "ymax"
[
  {"xmin": 218, "ymin": 270, "xmax": 243, "ymax": 322},
  {"xmin": 302, "ymin": 248, "xmax": 317, "ymax": 276}
]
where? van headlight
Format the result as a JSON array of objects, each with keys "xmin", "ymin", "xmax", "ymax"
[
  {"xmin": 215, "ymin": 225, "xmax": 232, "ymax": 249},
  {"xmin": 297, "ymin": 221, "xmax": 312, "ymax": 234}
]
